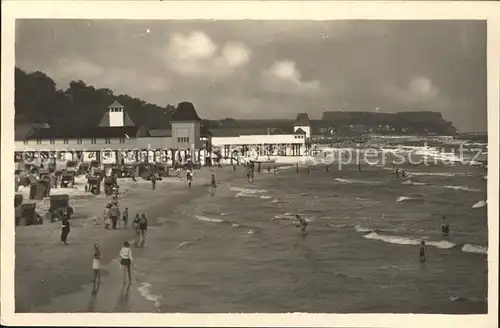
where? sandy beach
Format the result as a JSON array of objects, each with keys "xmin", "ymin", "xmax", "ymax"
[{"xmin": 14, "ymin": 166, "xmax": 238, "ymax": 312}]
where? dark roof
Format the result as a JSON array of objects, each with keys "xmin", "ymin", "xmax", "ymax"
[
  {"xmin": 171, "ymin": 102, "xmax": 202, "ymax": 122},
  {"xmin": 149, "ymin": 129, "xmax": 172, "ymax": 137},
  {"xmin": 293, "ymin": 113, "xmax": 311, "ymax": 126},
  {"xmin": 294, "ymin": 127, "xmax": 306, "ymax": 134},
  {"xmin": 108, "ymin": 100, "xmax": 124, "ymax": 108},
  {"xmin": 15, "ymin": 123, "xmax": 37, "ymax": 141},
  {"xmin": 28, "ymin": 126, "xmax": 148, "ymax": 139},
  {"xmin": 210, "ymin": 127, "xmax": 287, "ymax": 137},
  {"xmin": 200, "ymin": 125, "xmax": 212, "ymax": 137}
]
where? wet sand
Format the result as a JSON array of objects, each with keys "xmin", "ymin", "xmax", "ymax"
[{"xmin": 15, "ymin": 167, "xmax": 237, "ymax": 312}]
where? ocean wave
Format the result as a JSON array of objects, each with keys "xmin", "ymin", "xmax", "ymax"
[
  {"xmin": 363, "ymin": 232, "xmax": 456, "ymax": 249},
  {"xmin": 260, "ymin": 195, "xmax": 272, "ymax": 199},
  {"xmin": 354, "ymin": 225, "xmax": 372, "ymax": 233},
  {"xmin": 461, "ymin": 244, "xmax": 488, "ymax": 255},
  {"xmin": 195, "ymin": 215, "xmax": 224, "ymax": 223},
  {"xmin": 231, "ymin": 186, "xmax": 268, "ymax": 198},
  {"xmin": 408, "ymin": 172, "xmax": 456, "ymax": 177},
  {"xmin": 248, "ymin": 228, "xmax": 257, "ymax": 234},
  {"xmin": 271, "ymin": 199, "xmax": 280, "ymax": 203},
  {"xmin": 472, "ymin": 200, "xmax": 487, "ymax": 208},
  {"xmin": 444, "ymin": 185, "xmax": 481, "ymax": 192},
  {"xmin": 137, "ymin": 282, "xmax": 162, "ymax": 310},
  {"xmin": 401, "ymin": 179, "xmax": 428, "ymax": 186},
  {"xmin": 396, "ymin": 196, "xmax": 420, "ymax": 202},
  {"xmin": 334, "ymin": 178, "xmax": 380, "ymax": 185}
]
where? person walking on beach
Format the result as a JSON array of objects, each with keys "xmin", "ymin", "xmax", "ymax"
[
  {"xmin": 441, "ymin": 216, "xmax": 450, "ymax": 236},
  {"xmin": 187, "ymin": 169, "xmax": 193, "ymax": 188},
  {"xmin": 210, "ymin": 172, "xmax": 217, "ymax": 196},
  {"xmin": 358, "ymin": 162, "xmax": 362, "ymax": 172},
  {"xmin": 151, "ymin": 173, "xmax": 157, "ymax": 190},
  {"xmin": 138, "ymin": 213, "xmax": 148, "ymax": 247},
  {"xmin": 133, "ymin": 214, "xmax": 141, "ymax": 245},
  {"xmin": 419, "ymin": 241, "xmax": 427, "ymax": 263},
  {"xmin": 104, "ymin": 204, "xmax": 112, "ymax": 229},
  {"xmin": 122, "ymin": 208, "xmax": 129, "ymax": 229},
  {"xmin": 92, "ymin": 243, "xmax": 101, "ymax": 284},
  {"xmin": 119, "ymin": 241, "xmax": 133, "ymax": 284},
  {"xmin": 60, "ymin": 213, "xmax": 70, "ymax": 245},
  {"xmin": 110, "ymin": 202, "xmax": 120, "ymax": 230},
  {"xmin": 295, "ymin": 215, "xmax": 308, "ymax": 233}
]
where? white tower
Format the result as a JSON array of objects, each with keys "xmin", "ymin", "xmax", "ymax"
[{"xmin": 108, "ymin": 100, "xmax": 125, "ymax": 127}]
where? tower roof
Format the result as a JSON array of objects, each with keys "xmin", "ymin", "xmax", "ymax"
[
  {"xmin": 293, "ymin": 113, "xmax": 311, "ymax": 126},
  {"xmin": 108, "ymin": 100, "xmax": 124, "ymax": 108},
  {"xmin": 171, "ymin": 101, "xmax": 202, "ymax": 122},
  {"xmin": 294, "ymin": 127, "xmax": 306, "ymax": 134}
]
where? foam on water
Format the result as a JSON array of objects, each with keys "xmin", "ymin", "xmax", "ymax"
[
  {"xmin": 444, "ymin": 185, "xmax": 482, "ymax": 192},
  {"xmin": 354, "ymin": 225, "xmax": 372, "ymax": 233},
  {"xmin": 396, "ymin": 196, "xmax": 414, "ymax": 202},
  {"xmin": 363, "ymin": 232, "xmax": 456, "ymax": 249},
  {"xmin": 461, "ymin": 244, "xmax": 488, "ymax": 255},
  {"xmin": 137, "ymin": 282, "xmax": 162, "ymax": 310},
  {"xmin": 334, "ymin": 178, "xmax": 380, "ymax": 185},
  {"xmin": 195, "ymin": 215, "xmax": 224, "ymax": 223},
  {"xmin": 409, "ymin": 172, "xmax": 457, "ymax": 177},
  {"xmin": 230, "ymin": 186, "xmax": 268, "ymax": 198},
  {"xmin": 260, "ymin": 195, "xmax": 272, "ymax": 199},
  {"xmin": 472, "ymin": 200, "xmax": 487, "ymax": 208},
  {"xmin": 401, "ymin": 180, "xmax": 428, "ymax": 186}
]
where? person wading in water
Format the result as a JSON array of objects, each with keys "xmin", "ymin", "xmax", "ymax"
[
  {"xmin": 419, "ymin": 241, "xmax": 427, "ymax": 263},
  {"xmin": 295, "ymin": 215, "xmax": 308, "ymax": 233},
  {"xmin": 92, "ymin": 243, "xmax": 101, "ymax": 284},
  {"xmin": 441, "ymin": 216, "xmax": 450, "ymax": 236},
  {"xmin": 119, "ymin": 241, "xmax": 133, "ymax": 284}
]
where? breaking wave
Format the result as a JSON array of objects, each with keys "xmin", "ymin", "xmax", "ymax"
[
  {"xmin": 444, "ymin": 185, "xmax": 482, "ymax": 192},
  {"xmin": 401, "ymin": 179, "xmax": 428, "ymax": 186},
  {"xmin": 472, "ymin": 200, "xmax": 487, "ymax": 208},
  {"xmin": 363, "ymin": 232, "xmax": 456, "ymax": 249},
  {"xmin": 195, "ymin": 215, "xmax": 224, "ymax": 223},
  {"xmin": 334, "ymin": 178, "xmax": 380, "ymax": 185}
]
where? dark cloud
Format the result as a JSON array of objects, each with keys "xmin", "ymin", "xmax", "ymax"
[{"xmin": 16, "ymin": 19, "xmax": 487, "ymax": 131}]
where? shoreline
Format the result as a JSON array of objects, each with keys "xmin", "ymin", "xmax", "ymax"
[{"xmin": 15, "ymin": 166, "xmax": 238, "ymax": 312}]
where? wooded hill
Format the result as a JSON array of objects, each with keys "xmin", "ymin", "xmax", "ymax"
[{"xmin": 15, "ymin": 68, "xmax": 459, "ymax": 136}]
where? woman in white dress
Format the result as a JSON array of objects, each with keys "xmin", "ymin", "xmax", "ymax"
[{"xmin": 92, "ymin": 243, "xmax": 101, "ymax": 283}]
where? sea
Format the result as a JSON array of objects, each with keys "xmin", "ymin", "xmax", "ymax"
[{"xmin": 128, "ymin": 141, "xmax": 489, "ymax": 314}]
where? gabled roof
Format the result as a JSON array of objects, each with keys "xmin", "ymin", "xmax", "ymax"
[
  {"xmin": 294, "ymin": 127, "xmax": 306, "ymax": 134},
  {"xmin": 98, "ymin": 111, "xmax": 136, "ymax": 127},
  {"xmin": 171, "ymin": 102, "xmax": 202, "ymax": 122},
  {"xmin": 108, "ymin": 100, "xmax": 124, "ymax": 108},
  {"xmin": 28, "ymin": 126, "xmax": 148, "ymax": 139},
  {"xmin": 293, "ymin": 113, "xmax": 311, "ymax": 126}
]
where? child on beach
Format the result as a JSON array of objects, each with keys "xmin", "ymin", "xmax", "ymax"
[
  {"xmin": 119, "ymin": 241, "xmax": 133, "ymax": 284},
  {"xmin": 419, "ymin": 241, "xmax": 427, "ymax": 263},
  {"xmin": 92, "ymin": 243, "xmax": 101, "ymax": 284},
  {"xmin": 187, "ymin": 169, "xmax": 193, "ymax": 188},
  {"xmin": 122, "ymin": 208, "xmax": 129, "ymax": 229}
]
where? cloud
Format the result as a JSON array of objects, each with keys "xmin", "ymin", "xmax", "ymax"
[
  {"xmin": 382, "ymin": 76, "xmax": 448, "ymax": 109},
  {"xmin": 22, "ymin": 57, "xmax": 171, "ymax": 100},
  {"xmin": 262, "ymin": 60, "xmax": 320, "ymax": 95},
  {"xmin": 165, "ymin": 31, "xmax": 251, "ymax": 79}
]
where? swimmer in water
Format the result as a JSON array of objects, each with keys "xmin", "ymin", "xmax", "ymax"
[
  {"xmin": 395, "ymin": 168, "xmax": 400, "ymax": 178},
  {"xmin": 295, "ymin": 215, "xmax": 308, "ymax": 232},
  {"xmin": 441, "ymin": 216, "xmax": 450, "ymax": 236},
  {"xmin": 419, "ymin": 241, "xmax": 426, "ymax": 263}
]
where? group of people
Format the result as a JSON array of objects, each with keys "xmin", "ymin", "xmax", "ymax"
[
  {"xmin": 92, "ymin": 240, "xmax": 135, "ymax": 286},
  {"xmin": 419, "ymin": 216, "xmax": 451, "ymax": 263}
]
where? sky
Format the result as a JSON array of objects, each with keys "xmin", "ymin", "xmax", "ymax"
[{"xmin": 16, "ymin": 19, "xmax": 487, "ymax": 132}]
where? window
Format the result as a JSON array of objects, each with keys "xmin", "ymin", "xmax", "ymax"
[
  {"xmin": 63, "ymin": 139, "xmax": 69, "ymax": 144},
  {"xmin": 50, "ymin": 139, "xmax": 55, "ymax": 145},
  {"xmin": 91, "ymin": 138, "xmax": 97, "ymax": 144},
  {"xmin": 119, "ymin": 137, "xmax": 125, "ymax": 144},
  {"xmin": 23, "ymin": 140, "xmax": 28, "ymax": 145},
  {"xmin": 36, "ymin": 139, "xmax": 42, "ymax": 145},
  {"xmin": 105, "ymin": 138, "xmax": 111, "ymax": 144},
  {"xmin": 77, "ymin": 138, "xmax": 83, "ymax": 144}
]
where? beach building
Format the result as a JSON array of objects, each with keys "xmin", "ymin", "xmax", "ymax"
[
  {"xmin": 14, "ymin": 101, "xmax": 212, "ymax": 168},
  {"xmin": 210, "ymin": 113, "xmax": 311, "ymax": 162}
]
